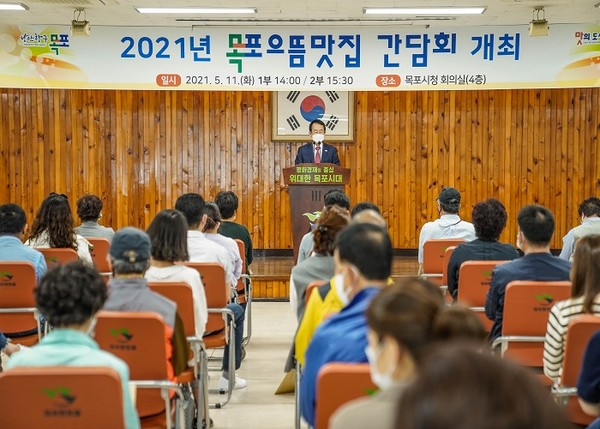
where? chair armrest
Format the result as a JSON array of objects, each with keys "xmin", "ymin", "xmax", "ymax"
[{"xmin": 491, "ymin": 335, "xmax": 545, "ymax": 352}]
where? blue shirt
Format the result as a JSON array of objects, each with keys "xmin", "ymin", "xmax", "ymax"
[
  {"xmin": 0, "ymin": 235, "xmax": 47, "ymax": 280},
  {"xmin": 485, "ymin": 252, "xmax": 571, "ymax": 341},
  {"xmin": 7, "ymin": 328, "xmax": 140, "ymax": 429},
  {"xmin": 300, "ymin": 286, "xmax": 380, "ymax": 426}
]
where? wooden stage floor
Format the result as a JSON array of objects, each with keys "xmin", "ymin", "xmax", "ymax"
[{"xmin": 250, "ymin": 256, "xmax": 419, "ymax": 300}]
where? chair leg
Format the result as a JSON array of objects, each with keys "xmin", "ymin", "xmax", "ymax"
[
  {"xmin": 242, "ymin": 278, "xmax": 252, "ymax": 346},
  {"xmin": 209, "ymin": 309, "xmax": 235, "ymax": 409},
  {"xmin": 295, "ymin": 362, "xmax": 302, "ymax": 429},
  {"xmin": 196, "ymin": 344, "xmax": 210, "ymax": 429}
]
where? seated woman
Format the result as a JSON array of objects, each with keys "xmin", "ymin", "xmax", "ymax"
[
  {"xmin": 75, "ymin": 194, "xmax": 115, "ymax": 242},
  {"xmin": 543, "ymin": 234, "xmax": 600, "ymax": 380},
  {"xmin": 145, "ymin": 209, "xmax": 208, "ymax": 338},
  {"xmin": 394, "ymin": 344, "xmax": 572, "ymax": 429},
  {"xmin": 6, "ymin": 261, "xmax": 139, "ymax": 429},
  {"xmin": 290, "ymin": 205, "xmax": 350, "ymax": 321},
  {"xmin": 26, "ymin": 192, "xmax": 93, "ymax": 265},
  {"xmin": 329, "ymin": 278, "xmax": 487, "ymax": 429}
]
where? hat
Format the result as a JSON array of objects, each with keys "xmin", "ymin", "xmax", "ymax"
[
  {"xmin": 109, "ymin": 227, "xmax": 151, "ymax": 263},
  {"xmin": 438, "ymin": 187, "xmax": 461, "ymax": 205}
]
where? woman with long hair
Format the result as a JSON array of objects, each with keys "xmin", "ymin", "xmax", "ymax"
[
  {"xmin": 26, "ymin": 192, "xmax": 92, "ymax": 265},
  {"xmin": 543, "ymin": 234, "xmax": 600, "ymax": 380}
]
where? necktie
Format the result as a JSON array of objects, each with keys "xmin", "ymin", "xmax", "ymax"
[{"xmin": 315, "ymin": 145, "xmax": 321, "ymax": 163}]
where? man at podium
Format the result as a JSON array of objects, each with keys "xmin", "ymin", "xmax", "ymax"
[{"xmin": 294, "ymin": 119, "xmax": 340, "ymax": 166}]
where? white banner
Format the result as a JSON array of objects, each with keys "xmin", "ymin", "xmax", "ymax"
[{"xmin": 0, "ymin": 24, "xmax": 599, "ymax": 90}]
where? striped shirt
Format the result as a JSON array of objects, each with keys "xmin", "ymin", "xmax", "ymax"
[{"xmin": 543, "ymin": 295, "xmax": 600, "ymax": 380}]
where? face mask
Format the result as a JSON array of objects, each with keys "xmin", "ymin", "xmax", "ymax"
[
  {"xmin": 334, "ymin": 273, "xmax": 351, "ymax": 306},
  {"xmin": 312, "ymin": 133, "xmax": 325, "ymax": 143},
  {"xmin": 365, "ymin": 343, "xmax": 395, "ymax": 390}
]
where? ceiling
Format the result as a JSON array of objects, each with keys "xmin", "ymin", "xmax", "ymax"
[{"xmin": 0, "ymin": 0, "xmax": 598, "ymax": 28}]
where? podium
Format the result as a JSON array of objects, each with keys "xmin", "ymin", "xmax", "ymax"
[{"xmin": 283, "ymin": 163, "xmax": 351, "ymax": 262}]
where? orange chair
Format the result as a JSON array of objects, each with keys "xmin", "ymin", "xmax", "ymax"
[
  {"xmin": 186, "ymin": 262, "xmax": 237, "ymax": 408},
  {"xmin": 235, "ymin": 239, "xmax": 253, "ymax": 346},
  {"xmin": 421, "ymin": 239, "xmax": 465, "ymax": 286},
  {"xmin": 440, "ymin": 245, "xmax": 457, "ymax": 300},
  {"xmin": 456, "ymin": 261, "xmax": 506, "ymax": 332},
  {"xmin": 0, "ymin": 261, "xmax": 42, "ymax": 346},
  {"xmin": 94, "ymin": 311, "xmax": 188, "ymax": 429},
  {"xmin": 87, "ymin": 237, "xmax": 112, "ymax": 281},
  {"xmin": 552, "ymin": 315, "xmax": 600, "ymax": 426},
  {"xmin": 492, "ymin": 280, "xmax": 571, "ymax": 367},
  {"xmin": 0, "ymin": 366, "xmax": 126, "ymax": 429},
  {"xmin": 148, "ymin": 281, "xmax": 209, "ymax": 427},
  {"xmin": 36, "ymin": 248, "xmax": 78, "ymax": 269},
  {"xmin": 315, "ymin": 363, "xmax": 376, "ymax": 429}
]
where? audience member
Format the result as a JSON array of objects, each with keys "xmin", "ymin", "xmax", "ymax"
[
  {"xmin": 560, "ymin": 197, "xmax": 600, "ymax": 261},
  {"xmin": 300, "ymin": 223, "xmax": 392, "ymax": 426},
  {"xmin": 350, "ymin": 201, "xmax": 381, "ymax": 218},
  {"xmin": 103, "ymin": 227, "xmax": 190, "ymax": 380},
  {"xmin": 7, "ymin": 261, "xmax": 140, "ymax": 429},
  {"xmin": 485, "ymin": 205, "xmax": 571, "ymax": 341},
  {"xmin": 447, "ymin": 198, "xmax": 519, "ymax": 299},
  {"xmin": 297, "ymin": 189, "xmax": 350, "ymax": 264},
  {"xmin": 0, "ymin": 203, "xmax": 47, "ymax": 279},
  {"xmin": 26, "ymin": 192, "xmax": 93, "ymax": 265},
  {"xmin": 175, "ymin": 193, "xmax": 246, "ymax": 390},
  {"xmin": 215, "ymin": 190, "xmax": 254, "ymax": 271},
  {"xmin": 544, "ymin": 235, "xmax": 600, "ymax": 380},
  {"xmin": 393, "ymin": 344, "xmax": 572, "ymax": 429},
  {"xmin": 75, "ymin": 194, "xmax": 115, "ymax": 242},
  {"xmin": 203, "ymin": 202, "xmax": 242, "ymax": 289},
  {"xmin": 294, "ymin": 207, "xmax": 385, "ymax": 367},
  {"xmin": 417, "ymin": 187, "xmax": 476, "ymax": 274},
  {"xmin": 577, "ymin": 331, "xmax": 600, "ymax": 429},
  {"xmin": 290, "ymin": 205, "xmax": 350, "ymax": 320},
  {"xmin": 330, "ymin": 280, "xmax": 486, "ymax": 429},
  {"xmin": 0, "ymin": 331, "xmax": 24, "ymax": 371},
  {"xmin": 145, "ymin": 209, "xmax": 208, "ymax": 338}
]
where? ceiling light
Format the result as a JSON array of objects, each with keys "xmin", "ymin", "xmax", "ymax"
[
  {"xmin": 136, "ymin": 7, "xmax": 256, "ymax": 14},
  {"xmin": 0, "ymin": 3, "xmax": 28, "ymax": 10},
  {"xmin": 364, "ymin": 7, "xmax": 486, "ymax": 15}
]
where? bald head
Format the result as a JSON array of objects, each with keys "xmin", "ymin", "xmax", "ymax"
[{"xmin": 351, "ymin": 209, "xmax": 386, "ymax": 228}]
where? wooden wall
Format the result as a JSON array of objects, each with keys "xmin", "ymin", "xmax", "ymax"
[{"xmin": 1, "ymin": 88, "xmax": 599, "ymax": 250}]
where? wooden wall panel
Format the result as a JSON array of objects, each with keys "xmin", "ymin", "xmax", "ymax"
[{"xmin": 1, "ymin": 88, "xmax": 599, "ymax": 250}]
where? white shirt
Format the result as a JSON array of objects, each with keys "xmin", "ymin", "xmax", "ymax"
[
  {"xmin": 145, "ymin": 264, "xmax": 208, "ymax": 338},
  {"xmin": 559, "ymin": 217, "xmax": 600, "ymax": 260},
  {"xmin": 186, "ymin": 230, "xmax": 233, "ymax": 288},
  {"xmin": 418, "ymin": 214, "xmax": 476, "ymax": 263},
  {"xmin": 204, "ymin": 232, "xmax": 242, "ymax": 287},
  {"xmin": 26, "ymin": 231, "xmax": 93, "ymax": 266}
]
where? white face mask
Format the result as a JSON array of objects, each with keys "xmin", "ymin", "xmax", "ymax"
[
  {"xmin": 312, "ymin": 133, "xmax": 325, "ymax": 143},
  {"xmin": 334, "ymin": 273, "xmax": 351, "ymax": 306},
  {"xmin": 365, "ymin": 343, "xmax": 395, "ymax": 390}
]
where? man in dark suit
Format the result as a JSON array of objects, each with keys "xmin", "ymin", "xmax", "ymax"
[{"xmin": 294, "ymin": 119, "xmax": 340, "ymax": 165}]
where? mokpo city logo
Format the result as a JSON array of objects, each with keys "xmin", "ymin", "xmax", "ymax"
[
  {"xmin": 43, "ymin": 386, "xmax": 76, "ymax": 407},
  {"xmin": 0, "ymin": 271, "xmax": 14, "ymax": 281},
  {"xmin": 535, "ymin": 294, "xmax": 555, "ymax": 307},
  {"xmin": 110, "ymin": 327, "xmax": 133, "ymax": 343}
]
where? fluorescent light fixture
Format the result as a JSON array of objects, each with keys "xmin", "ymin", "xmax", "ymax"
[
  {"xmin": 0, "ymin": 3, "xmax": 28, "ymax": 10},
  {"xmin": 136, "ymin": 7, "xmax": 256, "ymax": 14},
  {"xmin": 364, "ymin": 7, "xmax": 486, "ymax": 15}
]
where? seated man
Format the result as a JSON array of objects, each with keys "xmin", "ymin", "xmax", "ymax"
[
  {"xmin": 485, "ymin": 205, "xmax": 571, "ymax": 341},
  {"xmin": 447, "ymin": 198, "xmax": 520, "ymax": 300},
  {"xmin": 75, "ymin": 194, "xmax": 115, "ymax": 242},
  {"xmin": 7, "ymin": 261, "xmax": 139, "ymax": 429},
  {"xmin": 418, "ymin": 187, "xmax": 476, "ymax": 275},
  {"xmin": 215, "ymin": 190, "xmax": 254, "ymax": 273},
  {"xmin": 104, "ymin": 227, "xmax": 190, "ymax": 379},
  {"xmin": 577, "ymin": 331, "xmax": 600, "ymax": 429},
  {"xmin": 559, "ymin": 197, "xmax": 600, "ymax": 261},
  {"xmin": 300, "ymin": 222, "xmax": 392, "ymax": 426}
]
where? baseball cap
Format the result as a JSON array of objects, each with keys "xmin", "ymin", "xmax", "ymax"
[
  {"xmin": 438, "ymin": 187, "xmax": 461, "ymax": 205},
  {"xmin": 109, "ymin": 227, "xmax": 151, "ymax": 263}
]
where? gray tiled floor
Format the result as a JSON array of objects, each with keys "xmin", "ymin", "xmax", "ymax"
[{"xmin": 209, "ymin": 302, "xmax": 297, "ymax": 428}]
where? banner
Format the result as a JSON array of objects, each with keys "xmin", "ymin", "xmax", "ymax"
[{"xmin": 0, "ymin": 24, "xmax": 599, "ymax": 90}]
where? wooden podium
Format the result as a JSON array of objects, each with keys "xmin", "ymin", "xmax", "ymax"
[{"xmin": 283, "ymin": 163, "xmax": 351, "ymax": 262}]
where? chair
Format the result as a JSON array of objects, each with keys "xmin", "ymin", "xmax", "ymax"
[
  {"xmin": 87, "ymin": 237, "xmax": 112, "ymax": 281},
  {"xmin": 148, "ymin": 281, "xmax": 209, "ymax": 427},
  {"xmin": 186, "ymin": 262, "xmax": 236, "ymax": 408},
  {"xmin": 94, "ymin": 311, "xmax": 187, "ymax": 429},
  {"xmin": 235, "ymin": 239, "xmax": 253, "ymax": 346},
  {"xmin": 456, "ymin": 261, "xmax": 506, "ymax": 332},
  {"xmin": 440, "ymin": 245, "xmax": 457, "ymax": 298},
  {"xmin": 315, "ymin": 363, "xmax": 376, "ymax": 429},
  {"xmin": 421, "ymin": 239, "xmax": 465, "ymax": 286},
  {"xmin": 36, "ymin": 248, "xmax": 78, "ymax": 269},
  {"xmin": 492, "ymin": 280, "xmax": 571, "ymax": 367},
  {"xmin": 0, "ymin": 261, "xmax": 42, "ymax": 346},
  {"xmin": 552, "ymin": 315, "xmax": 600, "ymax": 426},
  {"xmin": 0, "ymin": 366, "xmax": 126, "ymax": 429}
]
